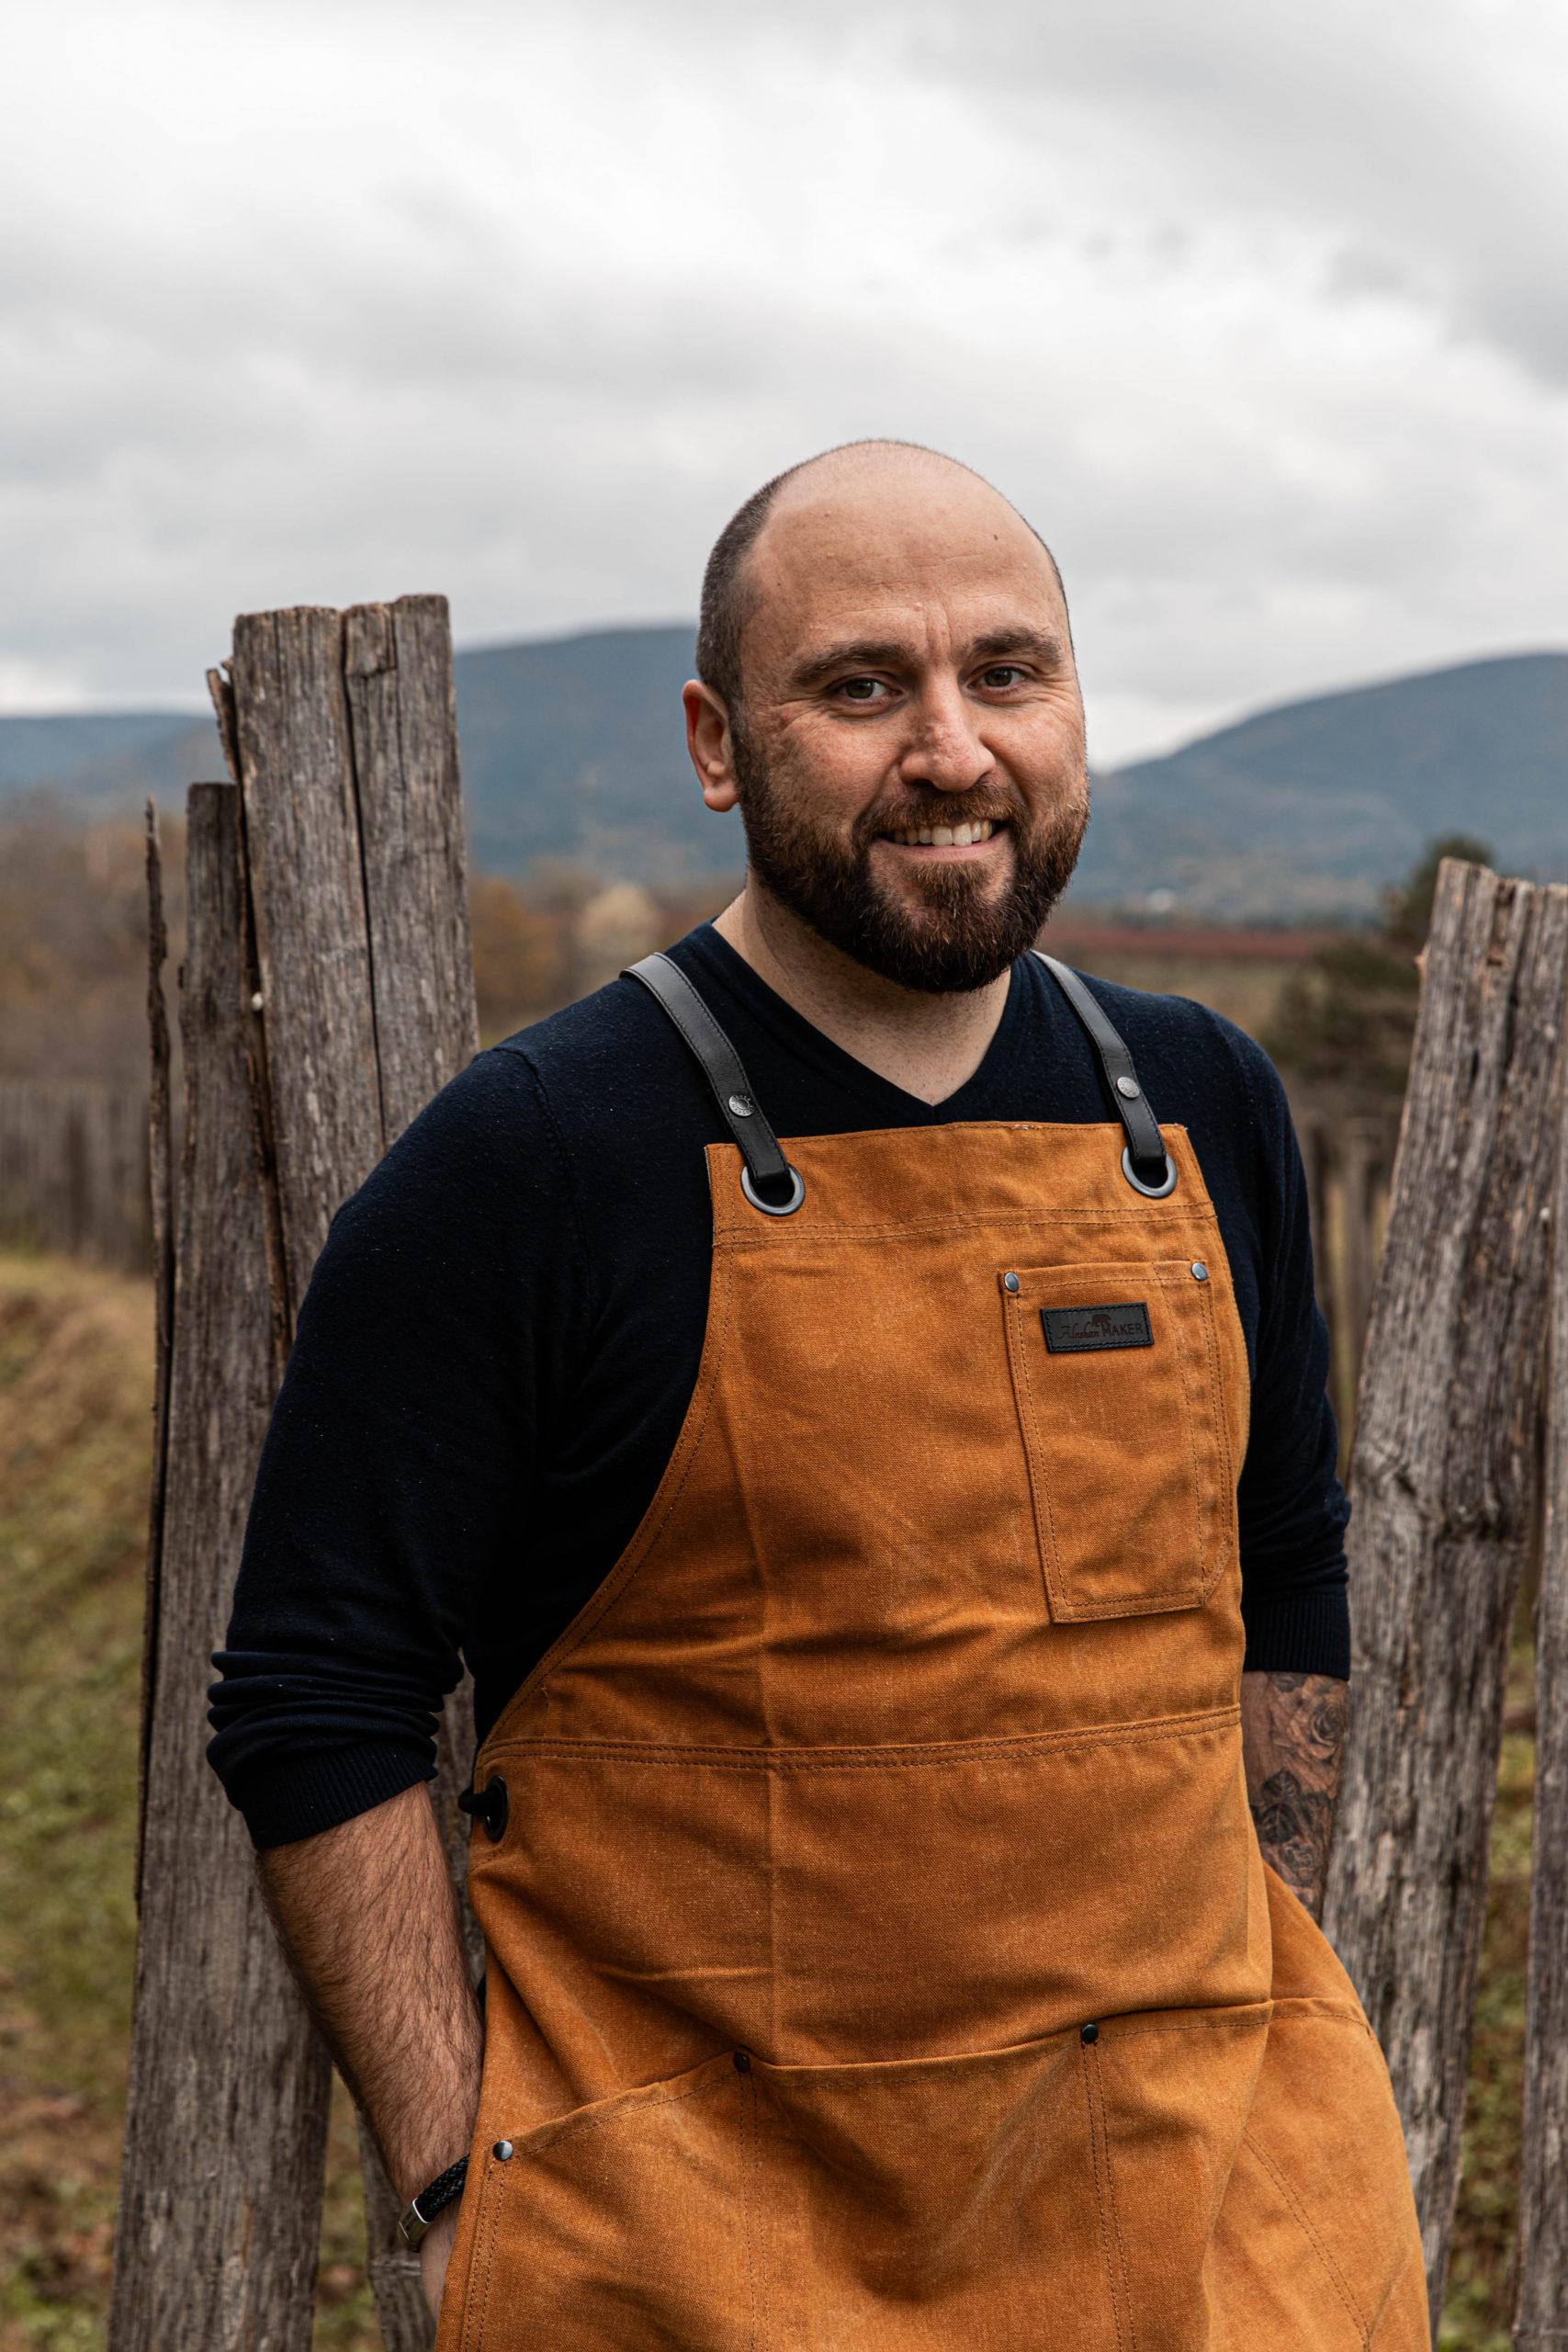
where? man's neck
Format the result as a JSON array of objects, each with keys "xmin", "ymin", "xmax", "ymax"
[{"xmin": 711, "ymin": 882, "xmax": 1013, "ymax": 1107}]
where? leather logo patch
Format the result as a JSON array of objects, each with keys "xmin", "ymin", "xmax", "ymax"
[{"xmin": 1041, "ymin": 1302, "xmax": 1153, "ymax": 1354}]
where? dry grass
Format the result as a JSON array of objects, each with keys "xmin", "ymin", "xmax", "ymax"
[{"xmin": 0, "ymin": 1247, "xmax": 1536, "ymax": 2348}]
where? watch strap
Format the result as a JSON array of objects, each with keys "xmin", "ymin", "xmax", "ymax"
[{"xmin": 397, "ymin": 2154, "xmax": 469, "ymax": 2249}]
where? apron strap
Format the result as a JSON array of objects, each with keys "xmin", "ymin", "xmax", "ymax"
[
  {"xmin": 1034, "ymin": 953, "xmax": 1177, "ymax": 1199},
  {"xmin": 626, "ymin": 953, "xmax": 806, "ymax": 1216}
]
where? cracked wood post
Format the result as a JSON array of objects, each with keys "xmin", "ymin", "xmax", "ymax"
[
  {"xmin": 221, "ymin": 594, "xmax": 480, "ymax": 2349},
  {"xmin": 1321, "ymin": 860, "xmax": 1568, "ymax": 2331},
  {"xmin": 1515, "ymin": 997, "xmax": 1568, "ymax": 2351},
  {"xmin": 109, "ymin": 785, "xmax": 332, "ymax": 2352}
]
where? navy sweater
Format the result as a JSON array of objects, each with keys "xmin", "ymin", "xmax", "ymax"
[{"xmin": 209, "ymin": 924, "xmax": 1349, "ymax": 1849}]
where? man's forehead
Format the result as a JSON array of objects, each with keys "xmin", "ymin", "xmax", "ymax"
[{"xmin": 747, "ymin": 453, "xmax": 1062, "ymax": 636}]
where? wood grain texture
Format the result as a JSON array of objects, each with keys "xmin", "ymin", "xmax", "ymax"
[
  {"xmin": 1515, "ymin": 1040, "xmax": 1568, "ymax": 2351},
  {"xmin": 134, "ymin": 803, "xmax": 175, "ymax": 1909},
  {"xmin": 344, "ymin": 596, "xmax": 479, "ymax": 1139},
  {"xmin": 108, "ymin": 785, "xmax": 331, "ymax": 2352},
  {"xmin": 231, "ymin": 598, "xmax": 479, "ymax": 2347},
  {"xmin": 1322, "ymin": 861, "xmax": 1568, "ymax": 2332},
  {"xmin": 230, "ymin": 606, "xmax": 384, "ymax": 1312}
]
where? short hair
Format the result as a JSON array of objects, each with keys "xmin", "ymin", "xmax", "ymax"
[{"xmin": 694, "ymin": 441, "xmax": 1066, "ymax": 715}]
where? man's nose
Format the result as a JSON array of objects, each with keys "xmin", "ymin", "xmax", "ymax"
[{"xmin": 896, "ymin": 679, "xmax": 992, "ymax": 795}]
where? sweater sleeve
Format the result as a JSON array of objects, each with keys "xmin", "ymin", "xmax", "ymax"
[
  {"xmin": 1229, "ymin": 1033, "xmax": 1352, "ymax": 1680},
  {"xmin": 207, "ymin": 1046, "xmax": 583, "ymax": 1848}
]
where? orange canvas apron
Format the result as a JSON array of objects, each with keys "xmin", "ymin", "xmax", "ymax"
[{"xmin": 436, "ymin": 954, "xmax": 1427, "ymax": 2351}]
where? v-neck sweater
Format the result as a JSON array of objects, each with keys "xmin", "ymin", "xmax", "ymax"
[{"xmin": 209, "ymin": 924, "xmax": 1350, "ymax": 1849}]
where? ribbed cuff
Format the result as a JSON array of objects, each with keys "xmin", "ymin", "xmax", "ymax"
[
  {"xmin": 1239, "ymin": 1586, "xmax": 1351, "ymax": 1681},
  {"xmin": 228, "ymin": 1743, "xmax": 437, "ymax": 1851}
]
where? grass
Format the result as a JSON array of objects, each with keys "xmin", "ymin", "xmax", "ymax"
[{"xmin": 0, "ymin": 1246, "xmax": 1539, "ymax": 2347}]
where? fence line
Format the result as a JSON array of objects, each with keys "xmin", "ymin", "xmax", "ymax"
[{"xmin": 0, "ymin": 1078, "xmax": 151, "ymax": 1270}]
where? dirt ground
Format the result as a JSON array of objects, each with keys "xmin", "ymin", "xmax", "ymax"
[{"xmin": 0, "ymin": 1248, "xmax": 1534, "ymax": 2349}]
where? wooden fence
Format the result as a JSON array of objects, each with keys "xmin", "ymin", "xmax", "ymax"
[
  {"xmin": 0, "ymin": 1078, "xmax": 150, "ymax": 1269},
  {"xmin": 105, "ymin": 582, "xmax": 1568, "ymax": 2352}
]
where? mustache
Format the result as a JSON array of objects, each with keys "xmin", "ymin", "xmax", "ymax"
[{"xmin": 855, "ymin": 789, "xmax": 1024, "ymax": 845}]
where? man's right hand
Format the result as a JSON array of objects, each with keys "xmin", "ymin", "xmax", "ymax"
[{"xmin": 421, "ymin": 2199, "xmax": 461, "ymax": 2323}]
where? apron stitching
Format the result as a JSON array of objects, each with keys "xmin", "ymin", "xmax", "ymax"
[
  {"xmin": 741, "ymin": 2072, "xmax": 765, "ymax": 2352},
  {"xmin": 1008, "ymin": 1294, "xmax": 1066, "ymax": 1619},
  {"xmin": 1168, "ymin": 1284, "xmax": 1220, "ymax": 1600},
  {"xmin": 483, "ymin": 1708, "xmax": 1242, "ymax": 1768},
  {"xmin": 1081, "ymin": 2041, "xmax": 1135, "ymax": 2352},
  {"xmin": 466, "ymin": 2155, "xmax": 505, "ymax": 2352},
  {"xmin": 722, "ymin": 1204, "xmax": 1217, "ymax": 1245},
  {"xmin": 1192, "ymin": 1268, "xmax": 1240, "ymax": 1588},
  {"xmin": 1242, "ymin": 2127, "xmax": 1371, "ymax": 2344},
  {"xmin": 520, "ymin": 2069, "xmax": 730, "ymax": 2156}
]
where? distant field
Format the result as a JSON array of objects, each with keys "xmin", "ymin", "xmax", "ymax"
[{"xmin": 0, "ymin": 1250, "xmax": 1531, "ymax": 2350}]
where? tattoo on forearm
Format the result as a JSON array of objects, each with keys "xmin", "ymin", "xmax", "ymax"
[{"xmin": 1239, "ymin": 1669, "xmax": 1348, "ymax": 1920}]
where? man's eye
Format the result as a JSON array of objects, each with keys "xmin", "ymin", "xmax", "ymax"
[
  {"xmin": 836, "ymin": 677, "xmax": 888, "ymax": 704},
  {"xmin": 978, "ymin": 665, "xmax": 1026, "ymax": 691}
]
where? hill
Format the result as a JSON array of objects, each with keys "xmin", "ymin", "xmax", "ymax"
[
  {"xmin": 1076, "ymin": 650, "xmax": 1568, "ymax": 916},
  {"xmin": 3, "ymin": 636, "xmax": 1563, "ymax": 916}
]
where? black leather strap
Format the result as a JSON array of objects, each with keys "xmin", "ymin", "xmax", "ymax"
[
  {"xmin": 626, "ymin": 953, "xmax": 802, "ymax": 1209},
  {"xmin": 1034, "ymin": 952, "xmax": 1173, "ymax": 1191},
  {"xmin": 397, "ymin": 2154, "xmax": 469, "ymax": 2248}
]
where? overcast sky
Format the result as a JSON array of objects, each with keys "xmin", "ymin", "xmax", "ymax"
[{"xmin": 3, "ymin": 0, "xmax": 1564, "ymax": 763}]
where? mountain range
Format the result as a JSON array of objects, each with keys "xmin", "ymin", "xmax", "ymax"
[{"xmin": 3, "ymin": 632, "xmax": 1563, "ymax": 919}]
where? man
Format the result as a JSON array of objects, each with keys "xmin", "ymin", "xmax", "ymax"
[{"xmin": 210, "ymin": 442, "xmax": 1427, "ymax": 2347}]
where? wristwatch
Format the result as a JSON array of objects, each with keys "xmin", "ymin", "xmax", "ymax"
[{"xmin": 397, "ymin": 2154, "xmax": 469, "ymax": 2250}]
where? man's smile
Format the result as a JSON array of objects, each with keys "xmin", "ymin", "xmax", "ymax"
[{"xmin": 875, "ymin": 817, "xmax": 1010, "ymax": 860}]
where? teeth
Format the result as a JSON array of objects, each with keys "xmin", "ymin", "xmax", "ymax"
[{"xmin": 885, "ymin": 820, "xmax": 998, "ymax": 848}]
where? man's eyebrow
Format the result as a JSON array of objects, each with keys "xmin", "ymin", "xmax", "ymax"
[
  {"xmin": 967, "ymin": 627, "xmax": 1065, "ymax": 665},
  {"xmin": 787, "ymin": 639, "xmax": 915, "ymax": 692}
]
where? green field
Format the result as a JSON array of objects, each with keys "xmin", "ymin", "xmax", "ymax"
[{"xmin": 0, "ymin": 1249, "xmax": 1536, "ymax": 2348}]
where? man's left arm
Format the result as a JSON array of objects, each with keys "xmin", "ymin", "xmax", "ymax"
[{"xmin": 1240, "ymin": 1668, "xmax": 1347, "ymax": 1918}]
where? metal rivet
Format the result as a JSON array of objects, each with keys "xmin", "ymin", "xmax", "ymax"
[
  {"xmin": 732, "ymin": 2049, "xmax": 751, "ymax": 2074},
  {"xmin": 1003, "ymin": 1272, "xmax": 1021, "ymax": 1294},
  {"xmin": 1190, "ymin": 1261, "xmax": 1209, "ymax": 1283},
  {"xmin": 728, "ymin": 1093, "xmax": 754, "ymax": 1118},
  {"xmin": 1080, "ymin": 2022, "xmax": 1100, "ymax": 2046},
  {"xmin": 1115, "ymin": 1075, "xmax": 1141, "ymax": 1100},
  {"xmin": 493, "ymin": 2140, "xmax": 513, "ymax": 2161}
]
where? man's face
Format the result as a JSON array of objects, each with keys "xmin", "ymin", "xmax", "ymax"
[{"xmin": 696, "ymin": 458, "xmax": 1090, "ymax": 993}]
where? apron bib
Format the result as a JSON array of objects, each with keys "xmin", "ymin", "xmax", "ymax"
[{"xmin": 436, "ymin": 956, "xmax": 1427, "ymax": 2351}]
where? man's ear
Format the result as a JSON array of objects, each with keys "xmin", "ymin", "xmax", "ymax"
[{"xmin": 683, "ymin": 681, "xmax": 740, "ymax": 814}]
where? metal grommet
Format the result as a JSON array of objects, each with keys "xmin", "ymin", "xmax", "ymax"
[
  {"xmin": 1120, "ymin": 1145, "xmax": 1178, "ymax": 1200},
  {"xmin": 740, "ymin": 1163, "xmax": 806, "ymax": 1218},
  {"xmin": 728, "ymin": 1093, "xmax": 754, "ymax": 1117},
  {"xmin": 1003, "ymin": 1272, "xmax": 1021, "ymax": 1295},
  {"xmin": 1115, "ymin": 1075, "xmax": 1141, "ymax": 1100},
  {"xmin": 732, "ymin": 2049, "xmax": 752, "ymax": 2074},
  {"xmin": 479, "ymin": 1774, "xmax": 509, "ymax": 1842},
  {"xmin": 1190, "ymin": 1261, "xmax": 1209, "ymax": 1283},
  {"xmin": 492, "ymin": 2140, "xmax": 514, "ymax": 2161},
  {"xmin": 1080, "ymin": 2021, "xmax": 1100, "ymax": 2046}
]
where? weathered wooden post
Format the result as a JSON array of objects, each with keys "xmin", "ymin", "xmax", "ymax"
[
  {"xmin": 1322, "ymin": 861, "xmax": 1568, "ymax": 2329},
  {"xmin": 110, "ymin": 787, "xmax": 332, "ymax": 2350},
  {"xmin": 112, "ymin": 594, "xmax": 479, "ymax": 2350},
  {"xmin": 1515, "ymin": 1042, "xmax": 1568, "ymax": 2350},
  {"xmin": 215, "ymin": 594, "xmax": 480, "ymax": 2346}
]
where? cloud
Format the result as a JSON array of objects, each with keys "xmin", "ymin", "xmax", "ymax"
[{"xmin": 0, "ymin": 0, "xmax": 1562, "ymax": 761}]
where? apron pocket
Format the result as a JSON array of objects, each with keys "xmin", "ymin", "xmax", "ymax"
[
  {"xmin": 1001, "ymin": 1257, "xmax": 1238, "ymax": 1620},
  {"xmin": 444, "ymin": 2051, "xmax": 765, "ymax": 2352},
  {"xmin": 749, "ymin": 2027, "xmax": 1126, "ymax": 2352}
]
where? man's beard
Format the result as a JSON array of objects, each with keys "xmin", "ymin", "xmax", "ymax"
[{"xmin": 730, "ymin": 727, "xmax": 1089, "ymax": 994}]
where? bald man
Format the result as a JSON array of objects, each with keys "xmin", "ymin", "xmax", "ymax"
[{"xmin": 211, "ymin": 445, "xmax": 1427, "ymax": 2346}]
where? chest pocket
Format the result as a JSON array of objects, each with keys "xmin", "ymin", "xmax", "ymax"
[{"xmin": 1000, "ymin": 1258, "xmax": 1239, "ymax": 1621}]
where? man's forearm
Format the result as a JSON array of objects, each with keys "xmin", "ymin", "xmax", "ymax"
[
  {"xmin": 258, "ymin": 1782, "xmax": 482, "ymax": 2203},
  {"xmin": 1239, "ymin": 1668, "xmax": 1348, "ymax": 1919}
]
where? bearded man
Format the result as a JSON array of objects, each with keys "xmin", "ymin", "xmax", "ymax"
[{"xmin": 209, "ymin": 441, "xmax": 1427, "ymax": 2347}]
